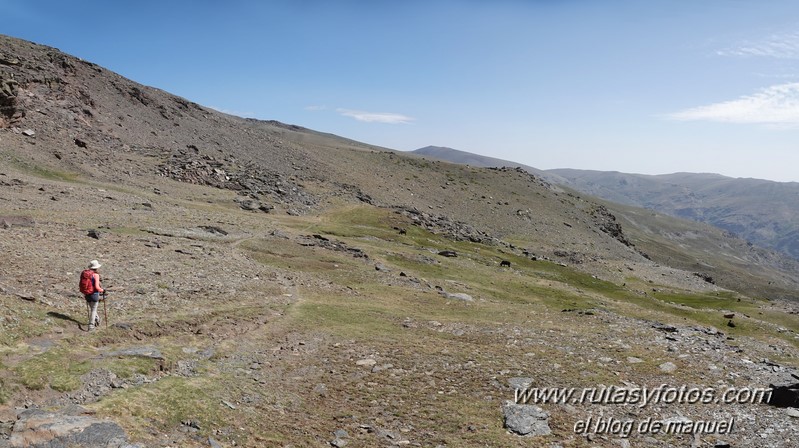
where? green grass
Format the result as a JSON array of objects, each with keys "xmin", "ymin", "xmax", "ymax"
[
  {"xmin": 0, "ymin": 300, "xmax": 52, "ymax": 347},
  {"xmin": 0, "ymin": 376, "xmax": 11, "ymax": 404},
  {"xmin": 7, "ymin": 155, "xmax": 82, "ymax": 182},
  {"xmin": 655, "ymin": 289, "xmax": 796, "ymax": 324},
  {"xmin": 293, "ymin": 294, "xmax": 407, "ymax": 340},
  {"xmin": 103, "ymin": 356, "xmax": 161, "ymax": 379},
  {"xmin": 298, "ymin": 205, "xmax": 408, "ymax": 240},
  {"xmin": 95, "ymin": 375, "xmax": 234, "ymax": 442},
  {"xmin": 267, "ymin": 206, "xmax": 799, "ymax": 356},
  {"xmin": 13, "ymin": 346, "xmax": 92, "ymax": 392},
  {"xmin": 4, "ymin": 149, "xmax": 798, "ymax": 447},
  {"xmin": 241, "ymin": 238, "xmax": 359, "ymax": 274},
  {"xmin": 21, "ymin": 201, "xmax": 786, "ymax": 445}
]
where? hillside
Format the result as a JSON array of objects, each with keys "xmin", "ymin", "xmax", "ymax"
[
  {"xmin": 1, "ymin": 35, "xmax": 798, "ymax": 448},
  {"xmin": 548, "ymin": 169, "xmax": 799, "ymax": 261},
  {"xmin": 413, "ymin": 146, "xmax": 556, "ymax": 180},
  {"xmin": 412, "ymin": 147, "xmax": 799, "ymax": 300}
]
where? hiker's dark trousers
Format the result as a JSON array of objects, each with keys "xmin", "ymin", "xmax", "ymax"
[{"xmin": 85, "ymin": 292, "xmax": 100, "ymax": 328}]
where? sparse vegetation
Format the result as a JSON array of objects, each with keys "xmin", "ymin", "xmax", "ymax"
[
  {"xmin": 0, "ymin": 34, "xmax": 796, "ymax": 448},
  {"xmin": 4, "ymin": 154, "xmax": 82, "ymax": 182},
  {"xmin": 13, "ymin": 346, "xmax": 92, "ymax": 392}
]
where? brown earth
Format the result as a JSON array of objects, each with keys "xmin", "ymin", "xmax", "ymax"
[{"xmin": 0, "ymin": 34, "xmax": 797, "ymax": 448}]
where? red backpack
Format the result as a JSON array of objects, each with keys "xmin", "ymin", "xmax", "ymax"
[{"xmin": 79, "ymin": 269, "xmax": 95, "ymax": 294}]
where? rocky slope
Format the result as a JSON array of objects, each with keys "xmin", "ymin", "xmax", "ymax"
[
  {"xmin": 412, "ymin": 146, "xmax": 799, "ymax": 300},
  {"xmin": 0, "ymin": 35, "xmax": 797, "ymax": 448},
  {"xmin": 0, "ymin": 35, "xmax": 670, "ymax": 278},
  {"xmin": 547, "ymin": 169, "xmax": 799, "ymax": 260},
  {"xmin": 412, "ymin": 146, "xmax": 552, "ymax": 178},
  {"xmin": 415, "ymin": 145, "xmax": 799, "ymax": 265}
]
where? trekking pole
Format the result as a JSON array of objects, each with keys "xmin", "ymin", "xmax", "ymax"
[{"xmin": 102, "ymin": 291, "xmax": 108, "ymax": 328}]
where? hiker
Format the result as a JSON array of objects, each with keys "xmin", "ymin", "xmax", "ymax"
[{"xmin": 79, "ymin": 260, "xmax": 105, "ymax": 330}]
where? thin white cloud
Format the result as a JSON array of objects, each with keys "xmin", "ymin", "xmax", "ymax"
[
  {"xmin": 337, "ymin": 108, "xmax": 414, "ymax": 124},
  {"xmin": 718, "ymin": 31, "xmax": 799, "ymax": 59},
  {"xmin": 668, "ymin": 82, "xmax": 799, "ymax": 127},
  {"xmin": 305, "ymin": 105, "xmax": 327, "ymax": 111}
]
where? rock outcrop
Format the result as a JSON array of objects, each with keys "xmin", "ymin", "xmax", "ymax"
[{"xmin": 6, "ymin": 408, "xmax": 136, "ymax": 448}]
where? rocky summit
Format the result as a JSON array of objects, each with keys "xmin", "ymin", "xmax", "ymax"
[{"xmin": 0, "ymin": 34, "xmax": 797, "ymax": 447}]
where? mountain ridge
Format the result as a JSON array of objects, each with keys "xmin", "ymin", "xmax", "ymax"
[
  {"xmin": 1, "ymin": 34, "xmax": 798, "ymax": 448},
  {"xmin": 412, "ymin": 146, "xmax": 799, "ymax": 261}
]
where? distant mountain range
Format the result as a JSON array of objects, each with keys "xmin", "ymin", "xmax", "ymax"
[
  {"xmin": 413, "ymin": 146, "xmax": 553, "ymax": 179},
  {"xmin": 412, "ymin": 146, "xmax": 799, "ymax": 260},
  {"xmin": 4, "ymin": 34, "xmax": 799, "ymax": 447}
]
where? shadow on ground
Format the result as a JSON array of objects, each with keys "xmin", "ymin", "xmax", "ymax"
[{"xmin": 47, "ymin": 311, "xmax": 84, "ymax": 328}]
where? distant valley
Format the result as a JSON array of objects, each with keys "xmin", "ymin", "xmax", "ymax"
[
  {"xmin": 413, "ymin": 146, "xmax": 799, "ymax": 261},
  {"xmin": 1, "ymin": 35, "xmax": 797, "ymax": 448}
]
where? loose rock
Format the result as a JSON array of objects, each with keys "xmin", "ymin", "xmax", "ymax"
[
  {"xmin": 659, "ymin": 361, "xmax": 678, "ymax": 373},
  {"xmin": 501, "ymin": 400, "xmax": 551, "ymax": 436}
]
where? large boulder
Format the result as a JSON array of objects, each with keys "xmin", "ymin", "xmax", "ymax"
[
  {"xmin": 7, "ymin": 408, "xmax": 137, "ymax": 448},
  {"xmin": 768, "ymin": 371, "xmax": 799, "ymax": 408}
]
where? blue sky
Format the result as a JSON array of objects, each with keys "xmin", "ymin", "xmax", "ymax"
[{"xmin": 3, "ymin": 1, "xmax": 799, "ymax": 182}]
